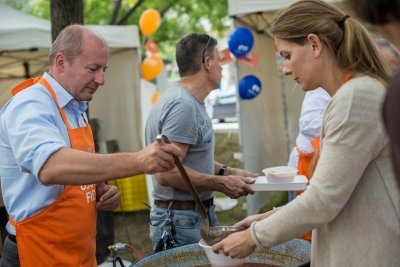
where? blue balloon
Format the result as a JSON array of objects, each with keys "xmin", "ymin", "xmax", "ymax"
[
  {"xmin": 238, "ymin": 75, "xmax": 262, "ymax": 100},
  {"xmin": 228, "ymin": 27, "xmax": 254, "ymax": 57}
]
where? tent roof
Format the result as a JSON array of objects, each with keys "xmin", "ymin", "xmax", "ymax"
[
  {"xmin": 0, "ymin": 3, "xmax": 140, "ymax": 79},
  {"xmin": 228, "ymin": 0, "xmax": 342, "ymax": 17},
  {"xmin": 0, "ymin": 4, "xmax": 51, "ymax": 51},
  {"xmin": 0, "ymin": 3, "xmax": 140, "ymax": 50}
]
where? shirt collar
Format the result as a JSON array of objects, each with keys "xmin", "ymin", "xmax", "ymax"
[{"xmin": 43, "ymin": 72, "xmax": 88, "ymax": 113}]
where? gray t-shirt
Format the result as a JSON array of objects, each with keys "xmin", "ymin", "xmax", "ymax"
[{"xmin": 145, "ymin": 85, "xmax": 214, "ymax": 201}]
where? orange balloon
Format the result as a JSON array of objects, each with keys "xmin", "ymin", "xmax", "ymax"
[
  {"xmin": 141, "ymin": 54, "xmax": 164, "ymax": 81},
  {"xmin": 139, "ymin": 9, "xmax": 161, "ymax": 36}
]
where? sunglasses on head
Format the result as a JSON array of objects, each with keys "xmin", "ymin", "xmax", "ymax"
[{"xmin": 202, "ymin": 36, "xmax": 212, "ymax": 63}]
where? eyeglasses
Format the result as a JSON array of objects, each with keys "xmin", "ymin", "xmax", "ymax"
[{"xmin": 202, "ymin": 36, "xmax": 212, "ymax": 63}]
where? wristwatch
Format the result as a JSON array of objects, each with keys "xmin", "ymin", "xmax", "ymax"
[{"xmin": 218, "ymin": 165, "xmax": 227, "ymax": 175}]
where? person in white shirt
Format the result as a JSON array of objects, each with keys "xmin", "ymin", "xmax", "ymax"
[{"xmin": 287, "ymin": 87, "xmax": 330, "ymax": 202}]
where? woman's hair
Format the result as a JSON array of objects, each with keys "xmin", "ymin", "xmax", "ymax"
[
  {"xmin": 269, "ymin": 0, "xmax": 391, "ymax": 84},
  {"xmin": 346, "ymin": 0, "xmax": 400, "ymax": 24}
]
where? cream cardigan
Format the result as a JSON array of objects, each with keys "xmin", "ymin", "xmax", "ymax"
[{"xmin": 251, "ymin": 76, "xmax": 400, "ymax": 267}]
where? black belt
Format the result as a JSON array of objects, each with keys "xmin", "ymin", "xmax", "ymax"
[
  {"xmin": 7, "ymin": 233, "xmax": 17, "ymax": 243},
  {"xmin": 154, "ymin": 198, "xmax": 213, "ymax": 210}
]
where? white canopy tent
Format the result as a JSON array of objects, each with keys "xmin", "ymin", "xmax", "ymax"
[
  {"xmin": 227, "ymin": 0, "xmax": 345, "ymax": 214},
  {"xmin": 0, "ymin": 3, "xmax": 143, "ymax": 153}
]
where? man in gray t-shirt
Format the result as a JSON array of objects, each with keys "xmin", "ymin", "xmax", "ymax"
[{"xmin": 145, "ymin": 33, "xmax": 258, "ymax": 251}]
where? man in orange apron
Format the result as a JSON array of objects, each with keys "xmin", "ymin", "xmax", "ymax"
[{"xmin": 0, "ymin": 25, "xmax": 180, "ymax": 266}]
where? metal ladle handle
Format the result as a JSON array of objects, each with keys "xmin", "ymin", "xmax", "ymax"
[{"xmin": 156, "ymin": 134, "xmax": 210, "ymax": 230}]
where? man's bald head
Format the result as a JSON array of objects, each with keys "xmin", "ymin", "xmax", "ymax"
[{"xmin": 49, "ymin": 24, "xmax": 108, "ymax": 66}]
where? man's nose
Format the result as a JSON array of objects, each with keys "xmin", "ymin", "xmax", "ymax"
[{"xmin": 95, "ymin": 71, "xmax": 105, "ymax": 86}]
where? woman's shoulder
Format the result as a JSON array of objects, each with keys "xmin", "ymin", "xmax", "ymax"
[
  {"xmin": 333, "ymin": 75, "xmax": 385, "ymax": 107},
  {"xmin": 328, "ymin": 75, "xmax": 385, "ymax": 118},
  {"xmin": 342, "ymin": 75, "xmax": 386, "ymax": 96}
]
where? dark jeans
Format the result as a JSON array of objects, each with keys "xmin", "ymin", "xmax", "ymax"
[
  {"xmin": 96, "ymin": 210, "xmax": 115, "ymax": 264},
  {"xmin": 0, "ymin": 236, "xmax": 20, "ymax": 267}
]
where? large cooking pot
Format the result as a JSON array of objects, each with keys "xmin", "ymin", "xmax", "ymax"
[{"xmin": 132, "ymin": 238, "xmax": 311, "ymax": 267}]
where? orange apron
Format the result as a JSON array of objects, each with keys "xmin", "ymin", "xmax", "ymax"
[
  {"xmin": 296, "ymin": 136, "xmax": 321, "ymax": 184},
  {"xmin": 295, "ymin": 136, "xmax": 320, "ymax": 241},
  {"xmin": 9, "ymin": 77, "xmax": 97, "ymax": 267}
]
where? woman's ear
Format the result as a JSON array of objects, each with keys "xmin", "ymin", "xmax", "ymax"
[{"xmin": 307, "ymin": 33, "xmax": 323, "ymax": 58}]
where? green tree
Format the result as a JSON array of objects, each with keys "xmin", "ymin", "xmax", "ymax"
[{"xmin": 6, "ymin": 0, "xmax": 229, "ymax": 61}]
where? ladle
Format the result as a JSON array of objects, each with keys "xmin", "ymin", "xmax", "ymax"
[{"xmin": 156, "ymin": 134, "xmax": 243, "ymax": 246}]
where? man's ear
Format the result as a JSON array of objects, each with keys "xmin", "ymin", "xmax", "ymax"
[
  {"xmin": 204, "ymin": 54, "xmax": 211, "ymax": 65},
  {"xmin": 54, "ymin": 53, "xmax": 65, "ymax": 72},
  {"xmin": 307, "ymin": 33, "xmax": 323, "ymax": 58},
  {"xmin": 202, "ymin": 57, "xmax": 213, "ymax": 72}
]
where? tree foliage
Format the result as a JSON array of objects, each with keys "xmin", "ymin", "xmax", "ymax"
[{"xmin": 6, "ymin": 0, "xmax": 229, "ymax": 61}]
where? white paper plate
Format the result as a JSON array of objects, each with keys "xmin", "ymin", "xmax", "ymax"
[{"xmin": 249, "ymin": 175, "xmax": 308, "ymax": 191}]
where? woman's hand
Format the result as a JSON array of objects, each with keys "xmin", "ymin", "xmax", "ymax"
[
  {"xmin": 212, "ymin": 228, "xmax": 257, "ymax": 258},
  {"xmin": 234, "ymin": 209, "xmax": 275, "ymax": 228}
]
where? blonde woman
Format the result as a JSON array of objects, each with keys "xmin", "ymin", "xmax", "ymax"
[{"xmin": 213, "ymin": 1, "xmax": 400, "ymax": 266}]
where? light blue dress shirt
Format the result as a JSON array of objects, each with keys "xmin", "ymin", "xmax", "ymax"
[{"xmin": 0, "ymin": 73, "xmax": 89, "ymax": 234}]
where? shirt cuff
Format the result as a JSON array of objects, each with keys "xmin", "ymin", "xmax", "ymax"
[{"xmin": 250, "ymin": 221, "xmax": 268, "ymax": 249}]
